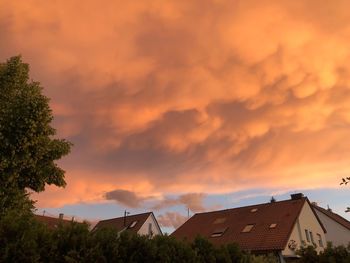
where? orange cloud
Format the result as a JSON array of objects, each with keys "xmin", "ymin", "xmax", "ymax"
[{"xmin": 2, "ymin": 0, "xmax": 350, "ymax": 207}]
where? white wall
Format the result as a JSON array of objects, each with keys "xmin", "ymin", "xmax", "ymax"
[
  {"xmin": 282, "ymin": 201, "xmax": 326, "ymax": 257},
  {"xmin": 138, "ymin": 213, "xmax": 162, "ymax": 236},
  {"xmin": 314, "ymin": 210, "xmax": 350, "ymax": 247}
]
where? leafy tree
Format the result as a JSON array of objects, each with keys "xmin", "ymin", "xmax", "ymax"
[
  {"xmin": 319, "ymin": 242, "xmax": 350, "ymax": 263},
  {"xmin": 86, "ymin": 227, "xmax": 121, "ymax": 262},
  {"xmin": 297, "ymin": 245, "xmax": 319, "ymax": 263},
  {"xmin": 340, "ymin": 177, "xmax": 350, "ymax": 186},
  {"xmin": 0, "ymin": 209, "xmax": 50, "ymax": 263},
  {"xmin": 226, "ymin": 243, "xmax": 244, "ymax": 262},
  {"xmin": 151, "ymin": 234, "xmax": 196, "ymax": 263},
  {"xmin": 0, "ymin": 56, "xmax": 72, "ymax": 214},
  {"xmin": 192, "ymin": 236, "xmax": 217, "ymax": 263}
]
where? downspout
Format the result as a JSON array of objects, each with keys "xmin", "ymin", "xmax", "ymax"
[
  {"xmin": 278, "ymin": 251, "xmax": 285, "ymax": 263},
  {"xmin": 296, "ymin": 218, "xmax": 303, "ymax": 245}
]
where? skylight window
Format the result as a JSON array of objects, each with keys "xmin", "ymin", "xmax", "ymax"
[
  {"xmin": 210, "ymin": 227, "xmax": 228, "ymax": 237},
  {"xmin": 128, "ymin": 221, "xmax": 138, "ymax": 228},
  {"xmin": 242, "ymin": 224, "xmax": 254, "ymax": 233},
  {"xmin": 250, "ymin": 208, "xmax": 258, "ymax": 213},
  {"xmin": 213, "ymin": 217, "xmax": 227, "ymax": 224},
  {"xmin": 269, "ymin": 223, "xmax": 277, "ymax": 229}
]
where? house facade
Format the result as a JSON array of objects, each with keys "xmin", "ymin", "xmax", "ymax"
[
  {"xmin": 282, "ymin": 197, "xmax": 326, "ymax": 260},
  {"xmin": 172, "ymin": 193, "xmax": 326, "ymax": 263},
  {"xmin": 312, "ymin": 204, "xmax": 350, "ymax": 247},
  {"xmin": 93, "ymin": 212, "xmax": 162, "ymax": 237}
]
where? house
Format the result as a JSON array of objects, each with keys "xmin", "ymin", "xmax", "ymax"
[
  {"xmin": 312, "ymin": 204, "xmax": 350, "ymax": 247},
  {"xmin": 171, "ymin": 193, "xmax": 326, "ymax": 263},
  {"xmin": 93, "ymin": 212, "xmax": 162, "ymax": 237},
  {"xmin": 35, "ymin": 213, "xmax": 79, "ymax": 229}
]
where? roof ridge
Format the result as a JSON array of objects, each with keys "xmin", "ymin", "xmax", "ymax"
[
  {"xmin": 98, "ymin": 211, "xmax": 152, "ymax": 222},
  {"xmin": 171, "ymin": 197, "xmax": 309, "ymax": 251},
  {"xmin": 312, "ymin": 204, "xmax": 350, "ymax": 230},
  {"xmin": 34, "ymin": 214, "xmax": 71, "ymax": 221},
  {"xmin": 192, "ymin": 197, "xmax": 306, "ymax": 216}
]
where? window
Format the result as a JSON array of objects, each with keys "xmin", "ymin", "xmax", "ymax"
[
  {"xmin": 148, "ymin": 223, "xmax": 154, "ymax": 237},
  {"xmin": 210, "ymin": 227, "xmax": 228, "ymax": 237},
  {"xmin": 242, "ymin": 224, "xmax": 254, "ymax": 233},
  {"xmin": 128, "ymin": 221, "xmax": 138, "ymax": 228},
  {"xmin": 305, "ymin": 229, "xmax": 310, "ymax": 242},
  {"xmin": 269, "ymin": 223, "xmax": 277, "ymax": 229},
  {"xmin": 310, "ymin": 231, "xmax": 314, "ymax": 243},
  {"xmin": 317, "ymin": 233, "xmax": 323, "ymax": 247},
  {"xmin": 250, "ymin": 208, "xmax": 258, "ymax": 213},
  {"xmin": 213, "ymin": 217, "xmax": 227, "ymax": 224}
]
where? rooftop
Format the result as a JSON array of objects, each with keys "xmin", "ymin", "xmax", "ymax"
[
  {"xmin": 312, "ymin": 204, "xmax": 350, "ymax": 231},
  {"xmin": 93, "ymin": 212, "xmax": 152, "ymax": 233},
  {"xmin": 172, "ymin": 195, "xmax": 325, "ymax": 251}
]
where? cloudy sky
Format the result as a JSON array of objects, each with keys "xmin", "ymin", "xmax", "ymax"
[{"xmin": 1, "ymin": 0, "xmax": 350, "ymax": 232}]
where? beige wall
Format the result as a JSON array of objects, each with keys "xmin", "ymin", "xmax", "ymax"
[
  {"xmin": 138, "ymin": 213, "xmax": 162, "ymax": 236},
  {"xmin": 282, "ymin": 202, "xmax": 326, "ymax": 257},
  {"xmin": 314, "ymin": 210, "xmax": 350, "ymax": 247}
]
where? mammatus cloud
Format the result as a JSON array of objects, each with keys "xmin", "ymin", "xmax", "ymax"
[
  {"xmin": 104, "ymin": 189, "xmax": 151, "ymax": 208},
  {"xmin": 2, "ymin": 1, "xmax": 350, "ymax": 208},
  {"xmin": 104, "ymin": 189, "xmax": 207, "ymax": 212},
  {"xmin": 157, "ymin": 212, "xmax": 188, "ymax": 229},
  {"xmin": 152, "ymin": 193, "xmax": 207, "ymax": 212}
]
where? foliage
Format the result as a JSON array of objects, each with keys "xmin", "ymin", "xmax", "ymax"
[
  {"xmin": 0, "ymin": 209, "xmax": 46, "ymax": 263},
  {"xmin": 0, "ymin": 214, "xmax": 282, "ymax": 263},
  {"xmin": 0, "ymin": 56, "xmax": 72, "ymax": 215},
  {"xmin": 340, "ymin": 177, "xmax": 350, "ymax": 186},
  {"xmin": 298, "ymin": 245, "xmax": 319, "ymax": 263},
  {"xmin": 0, "ymin": 55, "xmax": 72, "ymax": 191},
  {"xmin": 297, "ymin": 243, "xmax": 350, "ymax": 263}
]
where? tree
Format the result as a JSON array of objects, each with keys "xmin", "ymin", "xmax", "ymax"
[
  {"xmin": 297, "ymin": 245, "xmax": 319, "ymax": 263},
  {"xmin": 340, "ymin": 177, "xmax": 350, "ymax": 186},
  {"xmin": 0, "ymin": 56, "xmax": 72, "ymax": 213}
]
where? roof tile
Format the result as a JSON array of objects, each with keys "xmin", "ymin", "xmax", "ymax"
[
  {"xmin": 172, "ymin": 198, "xmax": 307, "ymax": 251},
  {"xmin": 93, "ymin": 212, "xmax": 152, "ymax": 233}
]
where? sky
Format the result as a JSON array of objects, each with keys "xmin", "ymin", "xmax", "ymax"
[{"xmin": 1, "ymin": 0, "xmax": 350, "ymax": 233}]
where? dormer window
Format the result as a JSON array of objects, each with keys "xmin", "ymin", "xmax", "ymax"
[
  {"xmin": 269, "ymin": 223, "xmax": 277, "ymax": 229},
  {"xmin": 213, "ymin": 217, "xmax": 226, "ymax": 224},
  {"xmin": 210, "ymin": 227, "xmax": 228, "ymax": 237},
  {"xmin": 242, "ymin": 224, "xmax": 254, "ymax": 233},
  {"xmin": 128, "ymin": 221, "xmax": 138, "ymax": 228}
]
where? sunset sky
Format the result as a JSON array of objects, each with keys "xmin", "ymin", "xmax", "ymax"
[{"xmin": 1, "ymin": 0, "xmax": 350, "ymax": 232}]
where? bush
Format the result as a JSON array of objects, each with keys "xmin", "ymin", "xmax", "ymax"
[
  {"xmin": 297, "ymin": 243, "xmax": 350, "ymax": 263},
  {"xmin": 0, "ymin": 211, "xmax": 289, "ymax": 263}
]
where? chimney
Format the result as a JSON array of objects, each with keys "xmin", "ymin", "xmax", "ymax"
[
  {"xmin": 71, "ymin": 216, "xmax": 75, "ymax": 222},
  {"xmin": 291, "ymin": 193, "xmax": 304, "ymax": 200},
  {"xmin": 327, "ymin": 205, "xmax": 332, "ymax": 212},
  {"xmin": 311, "ymin": 202, "xmax": 318, "ymax": 206},
  {"xmin": 59, "ymin": 213, "xmax": 64, "ymax": 220}
]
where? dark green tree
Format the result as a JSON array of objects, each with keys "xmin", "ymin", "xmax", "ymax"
[
  {"xmin": 192, "ymin": 236, "xmax": 217, "ymax": 263},
  {"xmin": 297, "ymin": 245, "xmax": 319, "ymax": 263},
  {"xmin": 0, "ymin": 56, "xmax": 72, "ymax": 214}
]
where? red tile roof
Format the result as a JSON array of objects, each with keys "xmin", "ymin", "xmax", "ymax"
[
  {"xmin": 312, "ymin": 205, "xmax": 350, "ymax": 231},
  {"xmin": 35, "ymin": 214, "xmax": 75, "ymax": 229},
  {"xmin": 93, "ymin": 212, "xmax": 152, "ymax": 233},
  {"xmin": 172, "ymin": 197, "xmax": 324, "ymax": 251}
]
